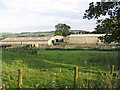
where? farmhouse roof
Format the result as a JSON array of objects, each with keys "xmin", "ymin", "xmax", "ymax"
[
  {"xmin": 68, "ymin": 34, "xmax": 106, "ymax": 37},
  {"xmin": 1, "ymin": 36, "xmax": 51, "ymax": 42}
]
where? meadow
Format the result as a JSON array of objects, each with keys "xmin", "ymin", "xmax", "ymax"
[{"xmin": 2, "ymin": 47, "xmax": 120, "ymax": 88}]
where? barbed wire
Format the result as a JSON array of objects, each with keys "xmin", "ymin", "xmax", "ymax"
[
  {"xmin": 1, "ymin": 65, "xmax": 120, "ymax": 73},
  {"xmin": 97, "ymin": 65, "xmax": 120, "ymax": 67}
]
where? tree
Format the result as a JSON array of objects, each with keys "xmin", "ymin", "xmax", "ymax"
[
  {"xmin": 83, "ymin": 1, "xmax": 120, "ymax": 43},
  {"xmin": 54, "ymin": 23, "xmax": 71, "ymax": 36}
]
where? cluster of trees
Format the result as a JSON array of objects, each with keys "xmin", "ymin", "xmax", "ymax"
[{"xmin": 83, "ymin": 1, "xmax": 120, "ymax": 43}]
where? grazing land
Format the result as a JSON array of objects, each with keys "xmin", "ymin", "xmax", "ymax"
[{"xmin": 2, "ymin": 47, "xmax": 120, "ymax": 88}]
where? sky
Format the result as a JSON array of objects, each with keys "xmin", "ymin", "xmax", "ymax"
[{"xmin": 0, "ymin": 0, "xmax": 102, "ymax": 33}]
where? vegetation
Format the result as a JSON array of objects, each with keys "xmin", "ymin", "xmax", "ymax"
[
  {"xmin": 0, "ymin": 31, "xmax": 54, "ymax": 38},
  {"xmin": 1, "ymin": 33, "xmax": 17, "ymax": 38},
  {"xmin": 17, "ymin": 31, "xmax": 53, "ymax": 37},
  {"xmin": 83, "ymin": 1, "xmax": 120, "ymax": 43},
  {"xmin": 70, "ymin": 30, "xmax": 90, "ymax": 34},
  {"xmin": 54, "ymin": 23, "xmax": 73, "ymax": 36},
  {"xmin": 0, "ymin": 30, "xmax": 91, "ymax": 39},
  {"xmin": 2, "ymin": 47, "xmax": 120, "ymax": 88}
]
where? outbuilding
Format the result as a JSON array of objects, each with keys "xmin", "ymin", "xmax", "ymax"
[
  {"xmin": 64, "ymin": 34, "xmax": 106, "ymax": 46},
  {"xmin": 0, "ymin": 36, "xmax": 51, "ymax": 48},
  {"xmin": 48, "ymin": 36, "xmax": 64, "ymax": 46}
]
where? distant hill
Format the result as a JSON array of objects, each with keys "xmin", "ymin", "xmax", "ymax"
[
  {"xmin": 0, "ymin": 30, "xmax": 91, "ymax": 38},
  {"xmin": 0, "ymin": 31, "xmax": 54, "ymax": 38},
  {"xmin": 0, "ymin": 33, "xmax": 17, "ymax": 38},
  {"xmin": 17, "ymin": 31, "xmax": 54, "ymax": 37}
]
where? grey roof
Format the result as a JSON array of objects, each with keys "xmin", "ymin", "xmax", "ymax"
[
  {"xmin": 68, "ymin": 34, "xmax": 106, "ymax": 37},
  {"xmin": 1, "ymin": 36, "xmax": 51, "ymax": 42}
]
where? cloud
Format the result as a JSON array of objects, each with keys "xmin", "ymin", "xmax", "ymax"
[
  {"xmin": 0, "ymin": 0, "xmax": 98, "ymax": 33},
  {"xmin": 1, "ymin": 0, "xmax": 83, "ymax": 13}
]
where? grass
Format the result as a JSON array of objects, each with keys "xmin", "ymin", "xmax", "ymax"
[{"xmin": 2, "ymin": 47, "xmax": 120, "ymax": 88}]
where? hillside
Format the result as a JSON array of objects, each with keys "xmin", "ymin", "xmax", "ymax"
[
  {"xmin": 0, "ymin": 31, "xmax": 54, "ymax": 38},
  {"xmin": 0, "ymin": 30, "xmax": 90, "ymax": 38}
]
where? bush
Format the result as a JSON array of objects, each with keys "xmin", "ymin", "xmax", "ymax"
[{"xmin": 7, "ymin": 47, "xmax": 38, "ymax": 55}]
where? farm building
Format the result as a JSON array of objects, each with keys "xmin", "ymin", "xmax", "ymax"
[
  {"xmin": 0, "ymin": 34, "xmax": 117, "ymax": 48},
  {"xmin": 48, "ymin": 36, "xmax": 64, "ymax": 46},
  {"xmin": 0, "ymin": 36, "xmax": 52, "ymax": 48},
  {"xmin": 0, "ymin": 35, "xmax": 64, "ymax": 48},
  {"xmin": 64, "ymin": 34, "xmax": 106, "ymax": 46}
]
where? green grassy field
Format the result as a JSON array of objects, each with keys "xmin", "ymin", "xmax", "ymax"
[{"xmin": 2, "ymin": 47, "xmax": 120, "ymax": 88}]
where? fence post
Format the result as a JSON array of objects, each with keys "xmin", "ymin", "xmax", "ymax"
[
  {"xmin": 18, "ymin": 68, "xmax": 22, "ymax": 89},
  {"xmin": 110, "ymin": 65, "xmax": 114, "ymax": 75},
  {"xmin": 74, "ymin": 66, "xmax": 78, "ymax": 89},
  {"xmin": 60, "ymin": 68, "xmax": 62, "ymax": 72},
  {"xmin": 2, "ymin": 84, "xmax": 6, "ymax": 89}
]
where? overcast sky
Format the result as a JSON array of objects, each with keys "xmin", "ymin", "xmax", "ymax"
[{"xmin": 0, "ymin": 0, "xmax": 102, "ymax": 33}]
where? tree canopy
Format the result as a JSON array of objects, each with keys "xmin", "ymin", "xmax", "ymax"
[
  {"xmin": 54, "ymin": 23, "xmax": 72, "ymax": 36},
  {"xmin": 83, "ymin": 1, "xmax": 120, "ymax": 43}
]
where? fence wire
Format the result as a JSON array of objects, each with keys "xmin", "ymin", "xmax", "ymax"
[{"xmin": 2, "ymin": 65, "xmax": 120, "ymax": 76}]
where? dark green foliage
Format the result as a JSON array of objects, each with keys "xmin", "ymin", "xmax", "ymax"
[
  {"xmin": 8, "ymin": 46, "xmax": 38, "ymax": 55},
  {"xmin": 83, "ymin": 1, "xmax": 120, "ymax": 43},
  {"xmin": 54, "ymin": 23, "xmax": 71, "ymax": 36}
]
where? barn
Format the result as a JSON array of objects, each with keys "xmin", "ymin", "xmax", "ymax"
[
  {"xmin": 64, "ymin": 34, "xmax": 106, "ymax": 46},
  {"xmin": 0, "ymin": 36, "xmax": 51, "ymax": 48}
]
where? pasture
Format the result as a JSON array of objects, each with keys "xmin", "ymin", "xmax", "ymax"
[{"xmin": 1, "ymin": 47, "xmax": 120, "ymax": 88}]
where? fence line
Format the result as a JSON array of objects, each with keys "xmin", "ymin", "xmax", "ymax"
[
  {"xmin": 2, "ymin": 65, "xmax": 120, "ymax": 76},
  {"xmin": 16, "ymin": 67, "xmax": 78, "ymax": 89},
  {"xmin": 2, "ymin": 64, "xmax": 120, "ymax": 89},
  {"xmin": 96, "ymin": 65, "xmax": 120, "ymax": 68},
  {"xmin": 17, "ymin": 65, "xmax": 118, "ymax": 89},
  {"xmin": 2, "ymin": 64, "xmax": 120, "ymax": 72}
]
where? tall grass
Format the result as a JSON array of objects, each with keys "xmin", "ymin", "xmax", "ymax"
[{"xmin": 2, "ymin": 47, "xmax": 120, "ymax": 88}]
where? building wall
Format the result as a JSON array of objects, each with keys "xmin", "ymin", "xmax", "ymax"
[
  {"xmin": 64, "ymin": 36, "xmax": 104, "ymax": 45},
  {"xmin": 1, "ymin": 41, "xmax": 48, "ymax": 44},
  {"xmin": 0, "ymin": 41, "xmax": 48, "ymax": 48},
  {"xmin": 48, "ymin": 36, "xmax": 64, "ymax": 46}
]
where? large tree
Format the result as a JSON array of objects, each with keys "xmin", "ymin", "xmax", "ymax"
[
  {"xmin": 83, "ymin": 1, "xmax": 120, "ymax": 43},
  {"xmin": 54, "ymin": 23, "xmax": 71, "ymax": 36}
]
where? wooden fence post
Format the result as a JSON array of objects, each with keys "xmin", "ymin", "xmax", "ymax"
[
  {"xmin": 74, "ymin": 66, "xmax": 78, "ymax": 89},
  {"xmin": 18, "ymin": 68, "xmax": 22, "ymax": 89},
  {"xmin": 110, "ymin": 65, "xmax": 114, "ymax": 75},
  {"xmin": 2, "ymin": 84, "xmax": 6, "ymax": 89},
  {"xmin": 60, "ymin": 68, "xmax": 62, "ymax": 72}
]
